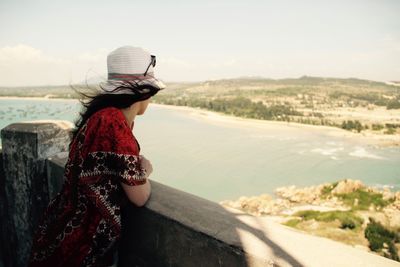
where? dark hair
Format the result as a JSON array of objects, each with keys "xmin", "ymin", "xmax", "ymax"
[{"xmin": 69, "ymin": 80, "xmax": 159, "ymax": 150}]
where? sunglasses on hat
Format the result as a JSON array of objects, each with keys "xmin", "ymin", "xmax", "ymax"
[{"xmin": 144, "ymin": 55, "xmax": 156, "ymax": 76}]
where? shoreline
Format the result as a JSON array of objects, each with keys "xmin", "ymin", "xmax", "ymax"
[
  {"xmin": 150, "ymin": 103, "xmax": 400, "ymax": 148},
  {"xmin": 0, "ymin": 96, "xmax": 78, "ymax": 101},
  {"xmin": 1, "ymin": 96, "xmax": 399, "ymax": 147},
  {"xmin": 219, "ymin": 179, "xmax": 400, "ymax": 260}
]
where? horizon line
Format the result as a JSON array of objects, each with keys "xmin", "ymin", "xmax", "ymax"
[{"xmin": 0, "ymin": 75, "xmax": 399, "ymax": 88}]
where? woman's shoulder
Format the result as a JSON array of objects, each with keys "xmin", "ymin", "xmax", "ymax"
[
  {"xmin": 83, "ymin": 106, "xmax": 136, "ymax": 152},
  {"xmin": 92, "ymin": 106, "xmax": 123, "ymax": 120},
  {"xmin": 83, "ymin": 107, "xmax": 130, "ymax": 139},
  {"xmin": 88, "ymin": 107, "xmax": 126, "ymax": 126}
]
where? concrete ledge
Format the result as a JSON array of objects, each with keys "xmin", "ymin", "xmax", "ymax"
[
  {"xmin": 1, "ymin": 120, "xmax": 72, "ymax": 158},
  {"xmin": 47, "ymin": 154, "xmax": 400, "ymax": 267},
  {"xmin": 119, "ymin": 182, "xmax": 252, "ymax": 267}
]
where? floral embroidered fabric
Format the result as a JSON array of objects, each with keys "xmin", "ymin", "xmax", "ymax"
[{"xmin": 28, "ymin": 107, "xmax": 147, "ymax": 267}]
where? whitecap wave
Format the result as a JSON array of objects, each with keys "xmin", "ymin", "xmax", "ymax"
[
  {"xmin": 311, "ymin": 147, "xmax": 344, "ymax": 156},
  {"xmin": 248, "ymin": 134, "xmax": 276, "ymax": 139},
  {"xmin": 348, "ymin": 147, "xmax": 385, "ymax": 160},
  {"xmin": 278, "ymin": 136, "xmax": 298, "ymax": 141},
  {"xmin": 368, "ymin": 183, "xmax": 398, "ymax": 191},
  {"xmin": 326, "ymin": 141, "xmax": 343, "ymax": 146}
]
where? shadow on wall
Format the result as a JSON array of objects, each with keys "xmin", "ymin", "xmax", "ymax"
[{"xmin": 118, "ymin": 179, "xmax": 305, "ymax": 267}]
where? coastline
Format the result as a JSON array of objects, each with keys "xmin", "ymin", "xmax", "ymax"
[
  {"xmin": 150, "ymin": 103, "xmax": 400, "ymax": 148},
  {"xmin": 219, "ymin": 179, "xmax": 400, "ymax": 261},
  {"xmin": 0, "ymin": 96, "xmax": 399, "ymax": 147},
  {"xmin": 0, "ymin": 96, "xmax": 78, "ymax": 101}
]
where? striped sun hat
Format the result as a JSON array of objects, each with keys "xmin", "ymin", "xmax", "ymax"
[{"xmin": 100, "ymin": 46, "xmax": 166, "ymax": 94}]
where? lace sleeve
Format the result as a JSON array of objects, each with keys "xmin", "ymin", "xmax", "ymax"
[{"xmin": 80, "ymin": 151, "xmax": 147, "ymax": 185}]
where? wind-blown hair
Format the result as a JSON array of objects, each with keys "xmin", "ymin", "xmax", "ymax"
[{"xmin": 69, "ymin": 81, "xmax": 160, "ymax": 150}]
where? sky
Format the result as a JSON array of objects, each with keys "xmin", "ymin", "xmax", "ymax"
[{"xmin": 0, "ymin": 0, "xmax": 399, "ymax": 86}]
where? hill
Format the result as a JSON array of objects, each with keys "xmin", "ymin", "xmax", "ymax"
[
  {"xmin": 153, "ymin": 76, "xmax": 400, "ymax": 138},
  {"xmin": 1, "ymin": 76, "xmax": 399, "ymax": 138}
]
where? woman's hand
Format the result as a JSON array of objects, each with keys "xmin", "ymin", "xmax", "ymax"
[{"xmin": 139, "ymin": 155, "xmax": 153, "ymax": 177}]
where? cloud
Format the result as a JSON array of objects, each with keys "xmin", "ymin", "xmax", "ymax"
[
  {"xmin": 74, "ymin": 48, "xmax": 108, "ymax": 63},
  {"xmin": 0, "ymin": 42, "xmax": 399, "ymax": 86},
  {"xmin": 0, "ymin": 44, "xmax": 107, "ymax": 86},
  {"xmin": 159, "ymin": 57, "xmax": 195, "ymax": 68},
  {"xmin": 0, "ymin": 45, "xmax": 43, "ymax": 61}
]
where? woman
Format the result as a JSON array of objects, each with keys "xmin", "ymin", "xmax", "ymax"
[{"xmin": 28, "ymin": 46, "xmax": 166, "ymax": 267}]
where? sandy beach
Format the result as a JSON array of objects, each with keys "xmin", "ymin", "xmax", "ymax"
[
  {"xmin": 150, "ymin": 103, "xmax": 400, "ymax": 148},
  {"xmin": 1, "ymin": 96, "xmax": 399, "ymax": 147}
]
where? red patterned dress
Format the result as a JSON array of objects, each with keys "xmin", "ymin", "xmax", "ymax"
[{"xmin": 28, "ymin": 106, "xmax": 148, "ymax": 267}]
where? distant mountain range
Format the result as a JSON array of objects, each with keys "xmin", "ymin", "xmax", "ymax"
[{"xmin": 0, "ymin": 76, "xmax": 398, "ymax": 98}]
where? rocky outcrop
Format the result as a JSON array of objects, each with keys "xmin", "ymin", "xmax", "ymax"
[
  {"xmin": 220, "ymin": 179, "xmax": 400, "ymax": 262},
  {"xmin": 220, "ymin": 179, "xmax": 400, "ymax": 227},
  {"xmin": 274, "ymin": 183, "xmax": 327, "ymax": 204},
  {"xmin": 220, "ymin": 194, "xmax": 291, "ymax": 216},
  {"xmin": 331, "ymin": 179, "xmax": 364, "ymax": 194}
]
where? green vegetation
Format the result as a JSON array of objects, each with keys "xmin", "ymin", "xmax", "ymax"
[
  {"xmin": 152, "ymin": 76, "xmax": 400, "ymax": 134},
  {"xmin": 340, "ymin": 217, "xmax": 358, "ymax": 230},
  {"xmin": 329, "ymin": 91, "xmax": 400, "ymax": 110},
  {"xmin": 320, "ymin": 182, "xmax": 395, "ymax": 210},
  {"xmin": 293, "ymin": 210, "xmax": 364, "ymax": 230},
  {"xmin": 284, "ymin": 210, "xmax": 400, "ymax": 261},
  {"xmin": 1, "ymin": 76, "xmax": 399, "ymax": 134},
  {"xmin": 283, "ymin": 218, "xmax": 301, "ymax": 228},
  {"xmin": 387, "ymin": 99, "xmax": 400, "ymax": 110},
  {"xmin": 341, "ymin": 120, "xmax": 364, "ymax": 133},
  {"xmin": 154, "ymin": 95, "xmax": 302, "ymax": 121},
  {"xmin": 321, "ymin": 182, "xmax": 339, "ymax": 198},
  {"xmin": 282, "ymin": 179, "xmax": 400, "ymax": 261},
  {"xmin": 365, "ymin": 218, "xmax": 400, "ymax": 261},
  {"xmin": 372, "ymin": 124, "xmax": 384, "ymax": 131},
  {"xmin": 335, "ymin": 189, "xmax": 395, "ymax": 211},
  {"xmin": 383, "ymin": 123, "xmax": 400, "ymax": 135},
  {"xmin": 339, "ymin": 121, "xmax": 397, "ymax": 134}
]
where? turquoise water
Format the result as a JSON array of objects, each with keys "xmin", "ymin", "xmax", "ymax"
[{"xmin": 1, "ymin": 98, "xmax": 399, "ymax": 202}]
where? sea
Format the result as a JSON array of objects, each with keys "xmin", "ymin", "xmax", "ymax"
[{"xmin": 0, "ymin": 98, "xmax": 399, "ymax": 203}]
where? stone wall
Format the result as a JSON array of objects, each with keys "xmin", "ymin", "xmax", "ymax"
[
  {"xmin": 0, "ymin": 121, "xmax": 72, "ymax": 267},
  {"xmin": 1, "ymin": 121, "xmax": 399, "ymax": 267},
  {"xmin": 0, "ymin": 149, "xmax": 5, "ymax": 267}
]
